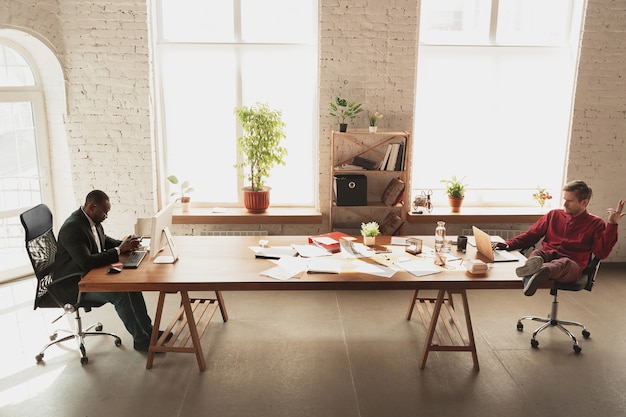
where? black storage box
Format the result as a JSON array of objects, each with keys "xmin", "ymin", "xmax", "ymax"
[{"xmin": 334, "ymin": 174, "xmax": 367, "ymax": 206}]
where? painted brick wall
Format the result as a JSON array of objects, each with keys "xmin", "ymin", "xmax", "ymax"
[
  {"xmin": 2, "ymin": 0, "xmax": 625, "ymax": 260},
  {"xmin": 568, "ymin": 0, "xmax": 626, "ymax": 261}
]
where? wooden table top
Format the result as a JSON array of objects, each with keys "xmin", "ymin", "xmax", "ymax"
[{"xmin": 78, "ymin": 236, "xmax": 526, "ymax": 293}]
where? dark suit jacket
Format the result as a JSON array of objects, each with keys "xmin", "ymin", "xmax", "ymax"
[{"xmin": 53, "ymin": 208, "xmax": 122, "ymax": 302}]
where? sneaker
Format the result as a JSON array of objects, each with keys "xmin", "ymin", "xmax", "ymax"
[
  {"xmin": 523, "ymin": 267, "xmax": 551, "ymax": 296},
  {"xmin": 516, "ymin": 256, "xmax": 543, "ymax": 278}
]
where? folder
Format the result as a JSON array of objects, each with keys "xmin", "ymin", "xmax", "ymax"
[{"xmin": 308, "ymin": 231, "xmax": 355, "ymax": 253}]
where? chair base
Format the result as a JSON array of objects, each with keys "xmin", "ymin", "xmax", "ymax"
[
  {"xmin": 36, "ymin": 310, "xmax": 122, "ymax": 365},
  {"xmin": 516, "ymin": 297, "xmax": 590, "ymax": 354}
]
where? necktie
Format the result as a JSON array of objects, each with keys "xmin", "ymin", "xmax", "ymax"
[{"xmin": 92, "ymin": 224, "xmax": 102, "ymax": 253}]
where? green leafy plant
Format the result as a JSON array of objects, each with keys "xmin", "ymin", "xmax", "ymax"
[
  {"xmin": 368, "ymin": 111, "xmax": 383, "ymax": 127},
  {"xmin": 167, "ymin": 175, "xmax": 193, "ymax": 201},
  {"xmin": 441, "ymin": 175, "xmax": 467, "ymax": 198},
  {"xmin": 329, "ymin": 97, "xmax": 363, "ymax": 123},
  {"xmin": 360, "ymin": 221, "xmax": 380, "ymax": 237},
  {"xmin": 234, "ymin": 102, "xmax": 287, "ymax": 192}
]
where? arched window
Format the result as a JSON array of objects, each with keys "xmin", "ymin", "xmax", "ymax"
[{"xmin": 0, "ymin": 41, "xmax": 51, "ymax": 281}]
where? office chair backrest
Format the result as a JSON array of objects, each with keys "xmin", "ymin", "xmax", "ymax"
[
  {"xmin": 583, "ymin": 255, "xmax": 601, "ymax": 292},
  {"xmin": 20, "ymin": 204, "xmax": 60, "ymax": 310}
]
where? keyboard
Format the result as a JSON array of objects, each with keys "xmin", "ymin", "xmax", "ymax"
[{"xmin": 123, "ymin": 250, "xmax": 147, "ymax": 269}]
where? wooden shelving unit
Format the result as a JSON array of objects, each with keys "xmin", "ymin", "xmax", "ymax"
[{"xmin": 330, "ymin": 130, "xmax": 412, "ymax": 234}]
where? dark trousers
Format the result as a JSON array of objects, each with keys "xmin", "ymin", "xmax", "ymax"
[
  {"xmin": 529, "ymin": 249, "xmax": 582, "ymax": 284},
  {"xmin": 81, "ymin": 291, "xmax": 153, "ymax": 343}
]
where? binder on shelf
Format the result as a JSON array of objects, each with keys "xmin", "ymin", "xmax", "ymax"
[
  {"xmin": 379, "ymin": 144, "xmax": 393, "ymax": 170},
  {"xmin": 352, "ymin": 155, "xmax": 378, "ymax": 170},
  {"xmin": 308, "ymin": 231, "xmax": 356, "ymax": 253},
  {"xmin": 386, "ymin": 143, "xmax": 400, "ymax": 171}
]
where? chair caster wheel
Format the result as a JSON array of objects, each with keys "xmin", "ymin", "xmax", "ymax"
[
  {"xmin": 573, "ymin": 344, "xmax": 582, "ymax": 354},
  {"xmin": 516, "ymin": 322, "xmax": 523, "ymax": 331},
  {"xmin": 582, "ymin": 330, "xmax": 590, "ymax": 339},
  {"xmin": 531, "ymin": 338, "xmax": 539, "ymax": 349},
  {"xmin": 96, "ymin": 324, "xmax": 103, "ymax": 331},
  {"xmin": 81, "ymin": 356, "xmax": 89, "ymax": 364},
  {"xmin": 115, "ymin": 337, "xmax": 122, "ymax": 347},
  {"xmin": 36, "ymin": 353, "xmax": 44, "ymax": 362}
]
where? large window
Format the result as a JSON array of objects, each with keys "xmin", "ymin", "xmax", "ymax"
[
  {"xmin": 0, "ymin": 42, "xmax": 49, "ymax": 281},
  {"xmin": 413, "ymin": 0, "xmax": 584, "ymax": 207},
  {"xmin": 152, "ymin": 0, "xmax": 318, "ymax": 206}
]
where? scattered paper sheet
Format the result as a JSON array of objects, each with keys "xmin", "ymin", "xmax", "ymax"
[
  {"xmin": 260, "ymin": 257, "xmax": 308, "ymax": 280},
  {"xmin": 394, "ymin": 257, "xmax": 441, "ymax": 277},
  {"xmin": 291, "ymin": 244, "xmax": 332, "ymax": 258}
]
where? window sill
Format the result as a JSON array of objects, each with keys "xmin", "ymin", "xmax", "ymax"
[
  {"xmin": 172, "ymin": 206, "xmax": 323, "ymax": 225},
  {"xmin": 407, "ymin": 206, "xmax": 547, "ymax": 224}
]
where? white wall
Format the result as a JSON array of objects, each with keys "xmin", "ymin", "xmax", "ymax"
[{"xmin": 1, "ymin": 0, "xmax": 624, "ymax": 260}]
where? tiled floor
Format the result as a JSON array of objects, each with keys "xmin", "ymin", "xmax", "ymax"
[{"xmin": 2, "ymin": 262, "xmax": 626, "ymax": 417}]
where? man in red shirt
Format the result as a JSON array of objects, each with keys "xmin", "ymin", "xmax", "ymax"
[{"xmin": 494, "ymin": 180, "xmax": 624, "ymax": 296}]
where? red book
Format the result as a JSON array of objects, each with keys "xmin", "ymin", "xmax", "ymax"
[{"xmin": 308, "ymin": 231, "xmax": 355, "ymax": 253}]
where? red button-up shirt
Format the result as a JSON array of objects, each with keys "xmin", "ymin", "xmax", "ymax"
[{"xmin": 505, "ymin": 209, "xmax": 618, "ymax": 269}]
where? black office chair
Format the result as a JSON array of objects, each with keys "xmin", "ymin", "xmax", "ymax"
[
  {"xmin": 20, "ymin": 204, "xmax": 121, "ymax": 364},
  {"xmin": 516, "ymin": 254, "xmax": 600, "ymax": 353}
]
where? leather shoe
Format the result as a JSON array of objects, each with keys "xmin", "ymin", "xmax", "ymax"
[{"xmin": 133, "ymin": 330, "xmax": 173, "ymax": 352}]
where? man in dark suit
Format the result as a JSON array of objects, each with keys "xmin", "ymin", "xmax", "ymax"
[{"xmin": 54, "ymin": 190, "xmax": 168, "ymax": 352}]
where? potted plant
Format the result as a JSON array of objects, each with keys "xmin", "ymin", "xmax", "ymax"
[
  {"xmin": 329, "ymin": 97, "xmax": 363, "ymax": 132},
  {"xmin": 368, "ymin": 111, "xmax": 383, "ymax": 133},
  {"xmin": 167, "ymin": 175, "xmax": 193, "ymax": 212},
  {"xmin": 234, "ymin": 102, "xmax": 287, "ymax": 213},
  {"xmin": 361, "ymin": 221, "xmax": 380, "ymax": 245},
  {"xmin": 441, "ymin": 175, "xmax": 467, "ymax": 213}
]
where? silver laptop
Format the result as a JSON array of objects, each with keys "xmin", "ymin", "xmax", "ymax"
[{"xmin": 472, "ymin": 226, "xmax": 518, "ymax": 263}]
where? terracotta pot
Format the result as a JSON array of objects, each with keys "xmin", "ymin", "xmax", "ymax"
[
  {"xmin": 448, "ymin": 196, "xmax": 464, "ymax": 213},
  {"xmin": 243, "ymin": 187, "xmax": 270, "ymax": 213}
]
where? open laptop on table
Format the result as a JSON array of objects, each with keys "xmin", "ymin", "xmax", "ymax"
[{"xmin": 472, "ymin": 226, "xmax": 519, "ymax": 263}]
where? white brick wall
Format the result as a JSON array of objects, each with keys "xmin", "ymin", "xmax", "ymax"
[{"xmin": 2, "ymin": 0, "xmax": 625, "ymax": 260}]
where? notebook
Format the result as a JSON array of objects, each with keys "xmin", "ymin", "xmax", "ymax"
[{"xmin": 472, "ymin": 226, "xmax": 518, "ymax": 263}]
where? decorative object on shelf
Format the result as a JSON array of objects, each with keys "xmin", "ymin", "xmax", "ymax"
[
  {"xmin": 381, "ymin": 177, "xmax": 405, "ymax": 206},
  {"xmin": 361, "ymin": 221, "xmax": 380, "ymax": 245},
  {"xmin": 380, "ymin": 211, "xmax": 405, "ymax": 235},
  {"xmin": 441, "ymin": 175, "xmax": 467, "ymax": 213},
  {"xmin": 533, "ymin": 186, "xmax": 553, "ymax": 208},
  {"xmin": 167, "ymin": 175, "xmax": 193, "ymax": 212},
  {"xmin": 368, "ymin": 111, "xmax": 383, "ymax": 133},
  {"xmin": 234, "ymin": 102, "xmax": 287, "ymax": 213},
  {"xmin": 329, "ymin": 97, "xmax": 363, "ymax": 132},
  {"xmin": 412, "ymin": 190, "xmax": 433, "ymax": 214}
]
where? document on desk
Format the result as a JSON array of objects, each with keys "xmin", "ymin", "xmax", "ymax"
[
  {"xmin": 250, "ymin": 246, "xmax": 298, "ymax": 259},
  {"xmin": 260, "ymin": 257, "xmax": 308, "ymax": 280},
  {"xmin": 351, "ymin": 259, "xmax": 397, "ymax": 278},
  {"xmin": 394, "ymin": 257, "xmax": 441, "ymax": 277},
  {"xmin": 306, "ymin": 257, "xmax": 341, "ymax": 274},
  {"xmin": 291, "ymin": 244, "xmax": 332, "ymax": 258}
]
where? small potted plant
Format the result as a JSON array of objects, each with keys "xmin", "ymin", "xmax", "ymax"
[
  {"xmin": 361, "ymin": 221, "xmax": 380, "ymax": 246},
  {"xmin": 368, "ymin": 111, "xmax": 383, "ymax": 133},
  {"xmin": 533, "ymin": 186, "xmax": 553, "ymax": 208},
  {"xmin": 234, "ymin": 102, "xmax": 287, "ymax": 213},
  {"xmin": 329, "ymin": 97, "xmax": 363, "ymax": 132},
  {"xmin": 167, "ymin": 175, "xmax": 193, "ymax": 212},
  {"xmin": 441, "ymin": 175, "xmax": 467, "ymax": 213}
]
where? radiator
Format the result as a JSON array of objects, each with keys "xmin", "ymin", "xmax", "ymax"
[
  {"xmin": 199, "ymin": 231, "xmax": 268, "ymax": 237},
  {"xmin": 461, "ymin": 229, "xmax": 525, "ymax": 240}
]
